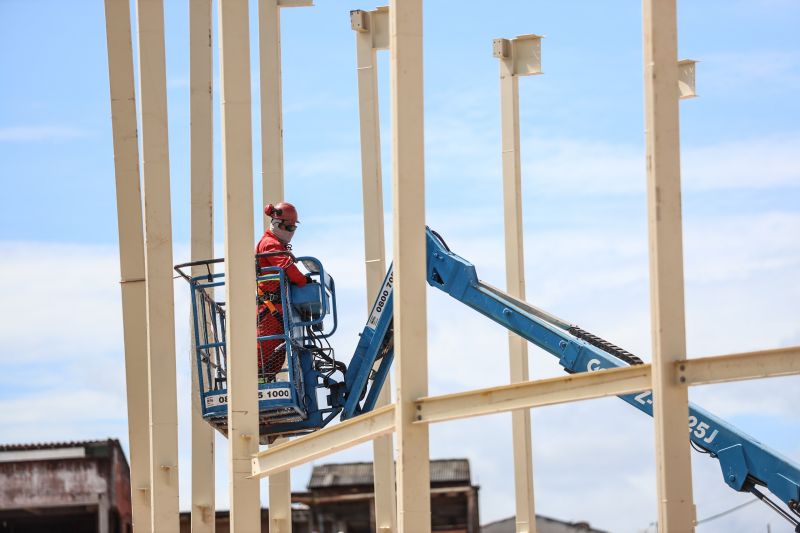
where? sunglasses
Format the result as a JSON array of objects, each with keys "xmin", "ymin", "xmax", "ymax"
[{"xmin": 279, "ymin": 222, "xmax": 297, "ymax": 232}]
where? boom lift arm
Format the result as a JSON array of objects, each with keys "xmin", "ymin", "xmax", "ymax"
[
  {"xmin": 178, "ymin": 227, "xmax": 799, "ymax": 529},
  {"xmin": 341, "ymin": 228, "xmax": 800, "ymax": 530}
]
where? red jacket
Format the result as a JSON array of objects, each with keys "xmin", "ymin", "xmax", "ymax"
[{"xmin": 256, "ymin": 230, "xmax": 307, "ymax": 295}]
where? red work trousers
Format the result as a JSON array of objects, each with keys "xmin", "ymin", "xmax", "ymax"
[{"xmin": 257, "ymin": 306, "xmax": 287, "ymax": 380}]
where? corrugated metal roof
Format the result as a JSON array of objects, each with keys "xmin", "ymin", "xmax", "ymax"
[
  {"xmin": 0, "ymin": 438, "xmax": 121, "ymax": 453},
  {"xmin": 309, "ymin": 458, "xmax": 471, "ymax": 488},
  {"xmin": 0, "ymin": 439, "xmax": 129, "ymax": 471},
  {"xmin": 482, "ymin": 515, "xmax": 609, "ymax": 533}
]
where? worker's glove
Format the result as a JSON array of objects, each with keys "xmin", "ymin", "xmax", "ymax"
[{"xmin": 305, "ymin": 274, "xmax": 314, "ymax": 284}]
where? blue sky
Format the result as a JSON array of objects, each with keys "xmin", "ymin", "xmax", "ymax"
[{"xmin": 1, "ymin": 1, "xmax": 799, "ymax": 531}]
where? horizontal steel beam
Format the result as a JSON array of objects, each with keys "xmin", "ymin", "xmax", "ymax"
[
  {"xmin": 250, "ymin": 404, "xmax": 395, "ymax": 478},
  {"xmin": 251, "ymin": 367, "xmax": 656, "ymax": 476},
  {"xmin": 415, "ymin": 365, "xmax": 652, "ymax": 425},
  {"xmin": 277, "ymin": 0, "xmax": 313, "ymax": 7},
  {"xmin": 250, "ymin": 349, "xmax": 796, "ymax": 478},
  {"xmin": 676, "ymin": 345, "xmax": 800, "ymax": 386}
]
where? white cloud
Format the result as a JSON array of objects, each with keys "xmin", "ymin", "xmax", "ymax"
[
  {"xmin": 284, "ymin": 148, "xmax": 362, "ymax": 181},
  {"xmin": 283, "ymin": 96, "xmax": 353, "ymax": 115},
  {"xmin": 2, "ymin": 199, "xmax": 798, "ymax": 532},
  {"xmin": 420, "ymin": 88, "xmax": 800, "ymax": 196},
  {"xmin": 0, "ymin": 242, "xmax": 122, "ymax": 363},
  {"xmin": 0, "ymin": 125, "xmax": 89, "ymax": 142},
  {"xmin": 685, "ymin": 212, "xmax": 800, "ymax": 284},
  {"xmin": 684, "ymin": 136, "xmax": 800, "ymax": 191},
  {"xmin": 523, "ymin": 136, "xmax": 644, "ymax": 195},
  {"xmin": 691, "ymin": 377, "xmax": 800, "ymax": 423},
  {"xmin": 518, "ymin": 134, "xmax": 800, "ymax": 195},
  {"xmin": 0, "ymin": 377, "xmax": 129, "ymax": 446},
  {"xmin": 700, "ymin": 50, "xmax": 800, "ymax": 95}
]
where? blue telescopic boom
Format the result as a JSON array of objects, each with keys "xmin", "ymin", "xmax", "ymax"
[{"xmin": 341, "ymin": 228, "xmax": 800, "ymax": 529}]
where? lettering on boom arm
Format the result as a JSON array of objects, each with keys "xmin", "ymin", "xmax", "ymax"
[
  {"xmin": 585, "ymin": 358, "xmax": 719, "ymax": 444},
  {"xmin": 366, "ymin": 271, "xmax": 393, "ymax": 330}
]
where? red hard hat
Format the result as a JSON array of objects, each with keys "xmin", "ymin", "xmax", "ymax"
[{"xmin": 265, "ymin": 202, "xmax": 299, "ymax": 225}]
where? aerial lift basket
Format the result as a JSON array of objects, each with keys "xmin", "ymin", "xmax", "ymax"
[{"xmin": 174, "ymin": 254, "xmax": 341, "ymax": 442}]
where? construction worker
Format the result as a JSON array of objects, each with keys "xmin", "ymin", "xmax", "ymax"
[{"xmin": 256, "ymin": 202, "xmax": 308, "ymax": 382}]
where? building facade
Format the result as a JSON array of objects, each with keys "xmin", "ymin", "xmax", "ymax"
[
  {"xmin": 293, "ymin": 459, "xmax": 480, "ymax": 533},
  {"xmin": 0, "ymin": 439, "xmax": 132, "ymax": 533}
]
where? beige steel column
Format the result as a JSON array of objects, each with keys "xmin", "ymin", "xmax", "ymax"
[
  {"xmin": 258, "ymin": 3, "xmax": 311, "ymax": 531},
  {"xmin": 259, "ymin": 0, "xmax": 285, "ymax": 204},
  {"xmin": 134, "ymin": 0, "xmax": 180, "ymax": 530},
  {"xmin": 266, "ymin": 450, "xmax": 291, "ymax": 533},
  {"xmin": 218, "ymin": 0, "xmax": 261, "ymax": 530},
  {"xmin": 351, "ymin": 7, "xmax": 397, "ymax": 533},
  {"xmin": 642, "ymin": 0, "xmax": 696, "ymax": 530},
  {"xmin": 190, "ymin": 0, "xmax": 216, "ymax": 531},
  {"xmin": 493, "ymin": 34, "xmax": 542, "ymax": 533},
  {"xmin": 390, "ymin": 1, "xmax": 431, "ymax": 532},
  {"xmin": 102, "ymin": 0, "xmax": 152, "ymax": 529},
  {"xmin": 258, "ymin": 0, "xmax": 312, "ymax": 208}
]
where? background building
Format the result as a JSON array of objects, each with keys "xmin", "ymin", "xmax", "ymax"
[
  {"xmin": 1, "ymin": 443, "xmax": 609, "ymax": 533},
  {"xmin": 481, "ymin": 516, "xmax": 608, "ymax": 533},
  {"xmin": 293, "ymin": 459, "xmax": 480, "ymax": 533},
  {"xmin": 0, "ymin": 439, "xmax": 132, "ymax": 533}
]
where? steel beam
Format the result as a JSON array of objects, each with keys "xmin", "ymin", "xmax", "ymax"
[
  {"xmin": 268, "ymin": 437, "xmax": 292, "ymax": 533},
  {"xmin": 390, "ymin": 1, "xmax": 431, "ymax": 531},
  {"xmin": 251, "ymin": 405, "xmax": 396, "ymax": 478},
  {"xmin": 351, "ymin": 7, "xmax": 396, "ymax": 533},
  {"xmin": 257, "ymin": 2, "xmax": 312, "ymax": 530},
  {"xmin": 218, "ymin": 0, "xmax": 261, "ymax": 530},
  {"xmin": 677, "ymin": 346, "xmax": 800, "ymax": 386},
  {"xmin": 259, "ymin": 0, "xmax": 285, "ymax": 206},
  {"xmin": 258, "ymin": 0, "xmax": 312, "ymax": 209},
  {"xmin": 134, "ymin": 0, "xmax": 181, "ymax": 529},
  {"xmin": 416, "ymin": 365, "xmax": 652, "ymax": 425},
  {"xmin": 678, "ymin": 59, "xmax": 698, "ymax": 99},
  {"xmin": 260, "ymin": 1, "xmax": 289, "ymax": 524},
  {"xmin": 102, "ymin": 0, "xmax": 152, "ymax": 529},
  {"xmin": 642, "ymin": 0, "xmax": 696, "ymax": 529},
  {"xmin": 249, "ymin": 366, "xmax": 651, "ymax": 477},
  {"xmin": 189, "ymin": 0, "xmax": 216, "ymax": 530},
  {"xmin": 494, "ymin": 33, "xmax": 542, "ymax": 533},
  {"xmin": 352, "ymin": 5, "xmax": 389, "ymax": 307}
]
